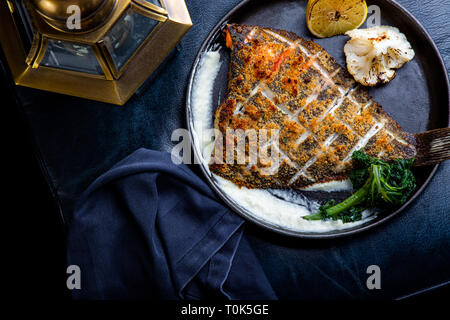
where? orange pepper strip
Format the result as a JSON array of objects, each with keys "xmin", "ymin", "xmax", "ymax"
[
  {"xmin": 225, "ymin": 29, "xmax": 233, "ymax": 49},
  {"xmin": 271, "ymin": 48, "xmax": 294, "ymax": 73},
  {"xmin": 300, "ymin": 57, "xmax": 316, "ymax": 71}
]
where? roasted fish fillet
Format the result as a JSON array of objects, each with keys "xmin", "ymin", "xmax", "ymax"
[{"xmin": 209, "ymin": 24, "xmax": 416, "ymax": 189}]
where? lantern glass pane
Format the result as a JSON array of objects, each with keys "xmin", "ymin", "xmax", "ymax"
[
  {"xmin": 102, "ymin": 7, "xmax": 159, "ymax": 71},
  {"xmin": 41, "ymin": 39, "xmax": 104, "ymax": 75}
]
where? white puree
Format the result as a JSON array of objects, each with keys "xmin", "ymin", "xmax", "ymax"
[{"xmin": 191, "ymin": 51, "xmax": 375, "ymax": 232}]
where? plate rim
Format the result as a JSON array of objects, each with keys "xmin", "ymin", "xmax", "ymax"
[{"xmin": 185, "ymin": 0, "xmax": 449, "ymax": 239}]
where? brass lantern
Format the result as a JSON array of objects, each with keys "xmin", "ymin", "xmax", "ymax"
[{"xmin": 0, "ymin": 0, "xmax": 192, "ymax": 105}]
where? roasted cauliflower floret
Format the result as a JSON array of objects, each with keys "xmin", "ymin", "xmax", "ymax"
[{"xmin": 344, "ymin": 26, "xmax": 415, "ymax": 86}]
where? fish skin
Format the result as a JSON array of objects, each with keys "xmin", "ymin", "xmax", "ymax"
[{"xmin": 209, "ymin": 24, "xmax": 416, "ymax": 189}]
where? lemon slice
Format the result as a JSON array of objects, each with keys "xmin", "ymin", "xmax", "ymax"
[{"xmin": 306, "ymin": 0, "xmax": 368, "ymax": 38}]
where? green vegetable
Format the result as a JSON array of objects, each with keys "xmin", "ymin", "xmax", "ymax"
[
  {"xmin": 302, "ymin": 198, "xmax": 365, "ymax": 223},
  {"xmin": 303, "ymin": 151, "xmax": 416, "ymax": 223}
]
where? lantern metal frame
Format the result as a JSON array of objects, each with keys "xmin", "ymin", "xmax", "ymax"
[{"xmin": 0, "ymin": 0, "xmax": 192, "ymax": 105}]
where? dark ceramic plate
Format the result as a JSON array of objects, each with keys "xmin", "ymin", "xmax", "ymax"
[{"xmin": 186, "ymin": 0, "xmax": 450, "ymax": 238}]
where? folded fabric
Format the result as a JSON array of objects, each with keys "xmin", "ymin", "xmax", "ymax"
[{"xmin": 67, "ymin": 148, "xmax": 276, "ymax": 299}]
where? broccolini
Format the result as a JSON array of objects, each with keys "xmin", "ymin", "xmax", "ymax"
[{"xmin": 303, "ymin": 151, "xmax": 416, "ymax": 223}]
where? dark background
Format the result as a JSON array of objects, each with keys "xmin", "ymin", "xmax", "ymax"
[
  {"xmin": 1, "ymin": 52, "xmax": 69, "ymax": 300},
  {"xmin": 1, "ymin": 1, "xmax": 449, "ymax": 302}
]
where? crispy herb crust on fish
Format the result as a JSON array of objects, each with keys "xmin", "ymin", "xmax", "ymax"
[{"xmin": 209, "ymin": 24, "xmax": 416, "ymax": 189}]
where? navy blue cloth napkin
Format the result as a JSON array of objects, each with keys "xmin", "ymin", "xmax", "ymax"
[{"xmin": 67, "ymin": 148, "xmax": 276, "ymax": 300}]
